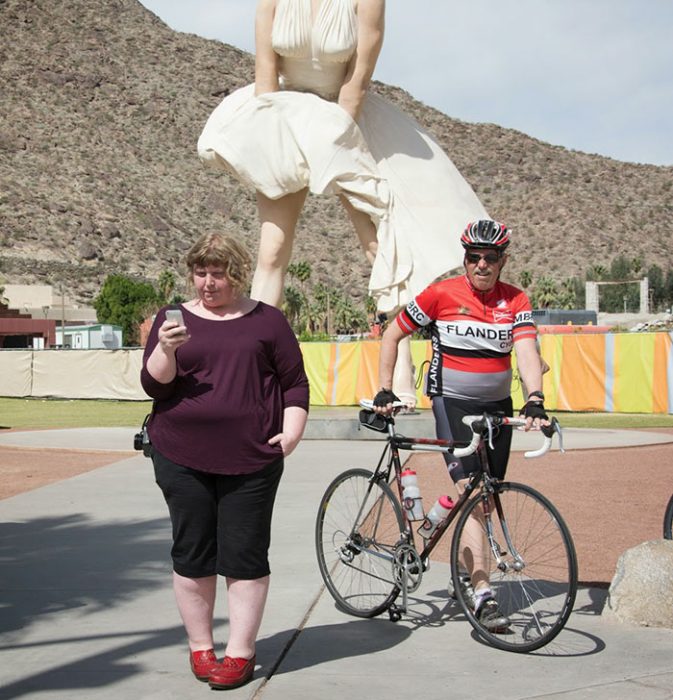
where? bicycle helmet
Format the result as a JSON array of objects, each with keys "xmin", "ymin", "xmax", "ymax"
[{"xmin": 461, "ymin": 220, "xmax": 510, "ymax": 250}]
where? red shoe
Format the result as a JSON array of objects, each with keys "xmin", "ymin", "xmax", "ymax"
[
  {"xmin": 208, "ymin": 654, "xmax": 255, "ymax": 690},
  {"xmin": 189, "ymin": 648, "xmax": 220, "ymax": 682}
]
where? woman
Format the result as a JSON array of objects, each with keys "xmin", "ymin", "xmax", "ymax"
[
  {"xmin": 198, "ymin": 0, "xmax": 488, "ymax": 408},
  {"xmin": 141, "ymin": 233, "xmax": 309, "ymax": 689}
]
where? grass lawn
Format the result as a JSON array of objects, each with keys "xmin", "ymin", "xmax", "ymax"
[{"xmin": 0, "ymin": 397, "xmax": 672, "ymax": 431}]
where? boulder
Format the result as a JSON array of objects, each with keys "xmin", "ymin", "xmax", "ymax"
[{"xmin": 604, "ymin": 539, "xmax": 673, "ymax": 627}]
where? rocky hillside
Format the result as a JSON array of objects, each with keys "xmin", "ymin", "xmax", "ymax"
[{"xmin": 1, "ymin": 0, "xmax": 672, "ymax": 306}]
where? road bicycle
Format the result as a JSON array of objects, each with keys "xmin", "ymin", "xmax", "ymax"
[
  {"xmin": 664, "ymin": 494, "xmax": 673, "ymax": 540},
  {"xmin": 315, "ymin": 402, "xmax": 578, "ymax": 653}
]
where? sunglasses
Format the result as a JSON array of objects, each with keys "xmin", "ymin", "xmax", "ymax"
[{"xmin": 465, "ymin": 251, "xmax": 502, "ymax": 265}]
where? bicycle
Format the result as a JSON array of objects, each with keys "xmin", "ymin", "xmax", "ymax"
[
  {"xmin": 315, "ymin": 402, "xmax": 578, "ymax": 653},
  {"xmin": 664, "ymin": 494, "xmax": 673, "ymax": 540}
]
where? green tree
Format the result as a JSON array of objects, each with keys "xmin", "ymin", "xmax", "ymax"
[
  {"xmin": 156, "ymin": 269, "xmax": 177, "ymax": 304},
  {"xmin": 287, "ymin": 261, "xmax": 312, "ymax": 292},
  {"xmin": 282, "ymin": 285, "xmax": 305, "ymax": 333},
  {"xmin": 519, "ymin": 270, "xmax": 533, "ymax": 289},
  {"xmin": 664, "ymin": 269, "xmax": 673, "ymax": 310},
  {"xmin": 586, "ymin": 264, "xmax": 607, "ymax": 281},
  {"xmin": 530, "ymin": 276, "xmax": 559, "ymax": 309},
  {"xmin": 647, "ymin": 264, "xmax": 665, "ymax": 310},
  {"xmin": 94, "ymin": 274, "xmax": 159, "ymax": 346}
]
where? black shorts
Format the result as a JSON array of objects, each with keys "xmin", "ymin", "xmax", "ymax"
[
  {"xmin": 153, "ymin": 449, "xmax": 284, "ymax": 580},
  {"xmin": 432, "ymin": 395, "xmax": 513, "ymax": 482}
]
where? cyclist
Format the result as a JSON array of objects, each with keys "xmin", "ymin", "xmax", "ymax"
[{"xmin": 372, "ymin": 219, "xmax": 549, "ymax": 630}]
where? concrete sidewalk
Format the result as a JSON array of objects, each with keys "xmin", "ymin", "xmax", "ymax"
[{"xmin": 1, "ymin": 422, "xmax": 673, "ymax": 699}]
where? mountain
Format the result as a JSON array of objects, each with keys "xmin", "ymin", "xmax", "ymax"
[{"xmin": 2, "ymin": 0, "xmax": 672, "ymax": 307}]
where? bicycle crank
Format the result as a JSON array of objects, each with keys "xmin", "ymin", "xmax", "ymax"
[{"xmin": 392, "ymin": 544, "xmax": 423, "ymax": 593}]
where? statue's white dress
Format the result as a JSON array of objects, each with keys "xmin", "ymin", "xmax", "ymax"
[{"xmin": 198, "ymin": 0, "xmax": 487, "ymax": 312}]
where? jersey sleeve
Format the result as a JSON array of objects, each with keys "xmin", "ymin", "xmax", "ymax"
[
  {"xmin": 511, "ymin": 290, "xmax": 537, "ymax": 343},
  {"xmin": 395, "ymin": 285, "xmax": 439, "ymax": 334}
]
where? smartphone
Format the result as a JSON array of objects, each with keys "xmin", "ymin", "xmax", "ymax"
[{"xmin": 165, "ymin": 309, "xmax": 185, "ymax": 329}]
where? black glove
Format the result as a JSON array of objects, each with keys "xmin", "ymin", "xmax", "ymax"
[
  {"xmin": 521, "ymin": 400, "xmax": 548, "ymax": 422},
  {"xmin": 373, "ymin": 388, "xmax": 400, "ymax": 408}
]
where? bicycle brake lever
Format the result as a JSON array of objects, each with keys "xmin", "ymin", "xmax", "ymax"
[
  {"xmin": 486, "ymin": 416, "xmax": 495, "ymax": 451},
  {"xmin": 553, "ymin": 417, "xmax": 565, "ymax": 453},
  {"xmin": 541, "ymin": 417, "xmax": 564, "ymax": 452}
]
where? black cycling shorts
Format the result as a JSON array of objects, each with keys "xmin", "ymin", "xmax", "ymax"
[
  {"xmin": 153, "ymin": 449, "xmax": 284, "ymax": 580},
  {"xmin": 432, "ymin": 395, "xmax": 513, "ymax": 482}
]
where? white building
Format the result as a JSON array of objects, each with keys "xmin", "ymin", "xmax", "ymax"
[{"xmin": 55, "ymin": 324, "xmax": 123, "ymax": 349}]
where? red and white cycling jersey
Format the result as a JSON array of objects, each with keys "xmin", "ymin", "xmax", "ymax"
[{"xmin": 396, "ymin": 275, "xmax": 536, "ymax": 401}]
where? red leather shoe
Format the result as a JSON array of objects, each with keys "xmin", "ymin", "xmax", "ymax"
[
  {"xmin": 189, "ymin": 648, "xmax": 220, "ymax": 682},
  {"xmin": 208, "ymin": 654, "xmax": 255, "ymax": 689}
]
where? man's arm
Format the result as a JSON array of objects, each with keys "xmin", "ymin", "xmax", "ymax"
[
  {"xmin": 514, "ymin": 336, "xmax": 549, "ymax": 430},
  {"xmin": 373, "ymin": 320, "xmax": 408, "ymax": 413}
]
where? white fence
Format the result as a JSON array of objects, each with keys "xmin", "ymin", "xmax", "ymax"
[{"xmin": 0, "ymin": 349, "xmax": 147, "ymax": 400}]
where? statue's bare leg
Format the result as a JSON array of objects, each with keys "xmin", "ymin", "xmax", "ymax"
[
  {"xmin": 251, "ymin": 189, "xmax": 308, "ymax": 306},
  {"xmin": 340, "ymin": 195, "xmax": 417, "ymax": 411}
]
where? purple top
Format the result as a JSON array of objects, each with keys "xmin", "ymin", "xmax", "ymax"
[{"xmin": 141, "ymin": 302, "xmax": 309, "ymax": 475}]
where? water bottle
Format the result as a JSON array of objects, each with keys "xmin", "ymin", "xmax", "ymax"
[
  {"xmin": 418, "ymin": 495, "xmax": 454, "ymax": 539},
  {"xmin": 401, "ymin": 469, "xmax": 424, "ymax": 521}
]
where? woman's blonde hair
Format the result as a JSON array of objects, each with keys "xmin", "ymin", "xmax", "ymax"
[{"xmin": 185, "ymin": 233, "xmax": 252, "ymax": 294}]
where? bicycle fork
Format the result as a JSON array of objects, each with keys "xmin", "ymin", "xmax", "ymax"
[{"xmin": 482, "ymin": 492, "xmax": 526, "ymax": 573}]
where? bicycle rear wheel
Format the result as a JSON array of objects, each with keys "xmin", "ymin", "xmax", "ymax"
[
  {"xmin": 663, "ymin": 494, "xmax": 673, "ymax": 539},
  {"xmin": 315, "ymin": 468, "xmax": 404, "ymax": 617},
  {"xmin": 450, "ymin": 481, "xmax": 577, "ymax": 652}
]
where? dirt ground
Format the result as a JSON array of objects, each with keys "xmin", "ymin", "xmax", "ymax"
[
  {"xmin": 0, "ymin": 445, "xmax": 134, "ymax": 499},
  {"xmin": 1, "ymin": 430, "xmax": 672, "ymax": 586},
  {"xmin": 408, "ymin": 430, "xmax": 673, "ymax": 586}
]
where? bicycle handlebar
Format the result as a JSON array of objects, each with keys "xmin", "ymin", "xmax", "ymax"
[
  {"xmin": 358, "ymin": 400, "xmax": 564, "ymax": 459},
  {"xmin": 460, "ymin": 414, "xmax": 564, "ymax": 459}
]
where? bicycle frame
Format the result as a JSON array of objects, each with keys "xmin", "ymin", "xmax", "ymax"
[{"xmin": 360, "ymin": 411, "xmax": 560, "ymax": 612}]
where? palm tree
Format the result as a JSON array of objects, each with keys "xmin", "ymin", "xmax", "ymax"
[
  {"xmin": 531, "ymin": 276, "xmax": 559, "ymax": 309},
  {"xmin": 156, "ymin": 269, "xmax": 176, "ymax": 304},
  {"xmin": 282, "ymin": 285, "xmax": 304, "ymax": 332},
  {"xmin": 287, "ymin": 261, "xmax": 311, "ymax": 294},
  {"xmin": 519, "ymin": 270, "xmax": 533, "ymax": 289}
]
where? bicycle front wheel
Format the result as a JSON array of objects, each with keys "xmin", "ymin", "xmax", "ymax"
[
  {"xmin": 315, "ymin": 468, "xmax": 405, "ymax": 618},
  {"xmin": 664, "ymin": 494, "xmax": 673, "ymax": 540},
  {"xmin": 450, "ymin": 482, "xmax": 578, "ymax": 652}
]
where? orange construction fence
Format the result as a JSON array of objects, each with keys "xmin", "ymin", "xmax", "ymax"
[{"xmin": 301, "ymin": 332, "xmax": 673, "ymax": 414}]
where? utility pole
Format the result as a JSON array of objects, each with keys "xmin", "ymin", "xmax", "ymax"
[{"xmin": 61, "ymin": 285, "xmax": 66, "ymax": 348}]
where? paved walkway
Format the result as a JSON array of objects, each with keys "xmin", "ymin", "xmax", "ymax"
[{"xmin": 1, "ymin": 415, "xmax": 672, "ymax": 699}]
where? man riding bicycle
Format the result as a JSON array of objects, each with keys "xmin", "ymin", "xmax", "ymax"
[{"xmin": 372, "ymin": 219, "xmax": 549, "ymax": 630}]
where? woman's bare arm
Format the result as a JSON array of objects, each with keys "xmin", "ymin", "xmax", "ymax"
[
  {"xmin": 255, "ymin": 0, "xmax": 280, "ymax": 95},
  {"xmin": 338, "ymin": 0, "xmax": 385, "ymax": 120}
]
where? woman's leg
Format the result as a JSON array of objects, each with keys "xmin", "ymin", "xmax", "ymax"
[
  {"xmin": 251, "ymin": 189, "xmax": 308, "ymax": 306},
  {"xmin": 173, "ymin": 572, "xmax": 218, "ymax": 652},
  {"xmin": 223, "ymin": 576, "xmax": 270, "ymax": 659},
  {"xmin": 340, "ymin": 195, "xmax": 417, "ymax": 408}
]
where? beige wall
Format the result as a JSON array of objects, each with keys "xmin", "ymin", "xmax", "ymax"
[{"xmin": 4, "ymin": 284, "xmax": 59, "ymax": 308}]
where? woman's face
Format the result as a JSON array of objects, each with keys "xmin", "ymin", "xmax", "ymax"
[{"xmin": 192, "ymin": 264, "xmax": 237, "ymax": 308}]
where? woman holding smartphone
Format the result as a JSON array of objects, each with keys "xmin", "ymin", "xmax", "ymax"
[{"xmin": 141, "ymin": 232, "xmax": 309, "ymax": 689}]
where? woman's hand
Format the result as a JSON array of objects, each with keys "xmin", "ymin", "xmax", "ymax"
[
  {"xmin": 268, "ymin": 430, "xmax": 302, "ymax": 457},
  {"xmin": 145, "ymin": 319, "xmax": 190, "ymax": 386},
  {"xmin": 268, "ymin": 406, "xmax": 308, "ymax": 457},
  {"xmin": 157, "ymin": 319, "xmax": 190, "ymax": 354}
]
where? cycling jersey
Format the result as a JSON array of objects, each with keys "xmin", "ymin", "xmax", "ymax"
[{"xmin": 396, "ymin": 275, "xmax": 536, "ymax": 401}]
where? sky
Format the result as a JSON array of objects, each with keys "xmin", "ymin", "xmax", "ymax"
[{"xmin": 138, "ymin": 0, "xmax": 673, "ymax": 167}]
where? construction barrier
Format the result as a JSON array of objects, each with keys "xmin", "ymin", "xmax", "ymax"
[{"xmin": 0, "ymin": 332, "xmax": 672, "ymax": 413}]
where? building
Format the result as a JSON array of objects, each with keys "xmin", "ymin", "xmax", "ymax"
[
  {"xmin": 0, "ymin": 303, "xmax": 56, "ymax": 348},
  {"xmin": 0, "ymin": 284, "xmax": 100, "ymax": 348},
  {"xmin": 2, "ymin": 284, "xmax": 97, "ymax": 324},
  {"xmin": 55, "ymin": 324, "xmax": 123, "ymax": 349}
]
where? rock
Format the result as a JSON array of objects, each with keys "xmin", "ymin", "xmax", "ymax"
[
  {"xmin": 78, "ymin": 242, "xmax": 99, "ymax": 260},
  {"xmin": 604, "ymin": 540, "xmax": 673, "ymax": 627}
]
